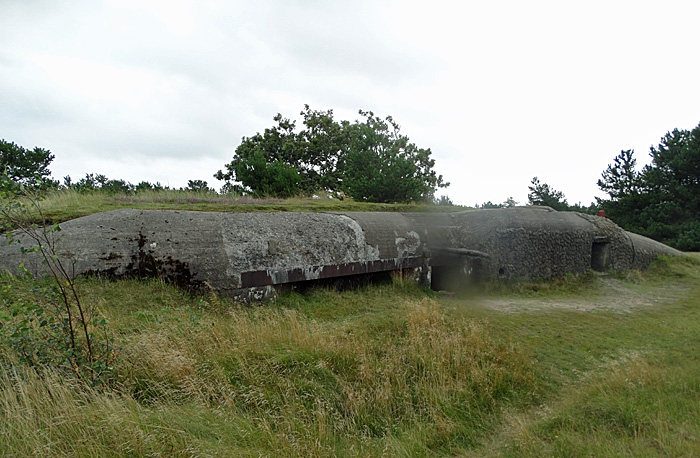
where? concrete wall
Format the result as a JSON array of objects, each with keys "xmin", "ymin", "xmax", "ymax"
[
  {"xmin": 444, "ymin": 207, "xmax": 643, "ymax": 282},
  {"xmin": 0, "ymin": 209, "xmax": 428, "ymax": 300},
  {"xmin": 0, "ymin": 207, "xmax": 681, "ymax": 300}
]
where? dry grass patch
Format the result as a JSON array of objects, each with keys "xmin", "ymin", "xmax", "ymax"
[{"xmin": 3, "ymin": 255, "xmax": 700, "ymax": 456}]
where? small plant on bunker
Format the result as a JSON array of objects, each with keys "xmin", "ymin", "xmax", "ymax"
[{"xmin": 0, "ymin": 183, "xmax": 115, "ymax": 386}]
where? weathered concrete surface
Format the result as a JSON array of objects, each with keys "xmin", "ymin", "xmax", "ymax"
[
  {"xmin": 447, "ymin": 207, "xmax": 639, "ymax": 281},
  {"xmin": 0, "ymin": 209, "xmax": 427, "ymax": 300},
  {"xmin": 0, "ymin": 207, "xmax": 681, "ymax": 299}
]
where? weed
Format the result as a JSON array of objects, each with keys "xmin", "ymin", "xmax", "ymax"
[{"xmin": 0, "ymin": 188, "xmax": 115, "ymax": 386}]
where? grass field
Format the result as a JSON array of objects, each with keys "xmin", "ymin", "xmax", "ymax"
[
  {"xmin": 1, "ymin": 188, "xmax": 460, "ymax": 230},
  {"xmin": 1, "ymin": 254, "xmax": 699, "ymax": 457},
  {"xmin": 1, "ymin": 191, "xmax": 699, "ymax": 456}
]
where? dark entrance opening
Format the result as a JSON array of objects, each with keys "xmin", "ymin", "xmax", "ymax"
[
  {"xmin": 591, "ymin": 240, "xmax": 611, "ymax": 271},
  {"xmin": 429, "ymin": 248, "xmax": 491, "ymax": 292},
  {"xmin": 431, "ymin": 265, "xmax": 464, "ymax": 291},
  {"xmin": 286, "ymin": 271, "xmax": 393, "ymax": 295}
]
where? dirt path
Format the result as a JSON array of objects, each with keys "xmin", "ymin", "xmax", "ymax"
[{"xmin": 477, "ymin": 276, "xmax": 689, "ymax": 313}]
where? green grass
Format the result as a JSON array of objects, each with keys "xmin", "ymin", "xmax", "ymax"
[
  {"xmin": 1, "ymin": 190, "xmax": 699, "ymax": 456},
  {"xmin": 1, "ymin": 188, "xmax": 464, "ymax": 230},
  {"xmin": 1, "ymin": 278, "xmax": 534, "ymax": 457},
  {"xmin": 1, "ymin": 256, "xmax": 700, "ymax": 456}
]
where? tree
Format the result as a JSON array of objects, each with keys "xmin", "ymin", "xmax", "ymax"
[
  {"xmin": 216, "ymin": 106, "xmax": 448, "ymax": 203},
  {"xmin": 502, "ymin": 197, "xmax": 519, "ymax": 208},
  {"xmin": 526, "ymin": 178, "xmax": 598, "ymax": 214},
  {"xmin": 527, "ymin": 177, "xmax": 569, "ymax": 210},
  {"xmin": 295, "ymin": 105, "xmax": 351, "ymax": 192},
  {"xmin": 135, "ymin": 181, "xmax": 165, "ymax": 192},
  {"xmin": 433, "ymin": 195, "xmax": 454, "ymax": 206},
  {"xmin": 216, "ymin": 106, "xmax": 353, "ymax": 196},
  {"xmin": 644, "ymin": 126, "xmax": 700, "ymax": 200},
  {"xmin": 64, "ymin": 173, "xmax": 135, "ymax": 194},
  {"xmin": 101, "ymin": 179, "xmax": 134, "ymax": 194},
  {"xmin": 597, "ymin": 149, "xmax": 642, "ymax": 200},
  {"xmin": 343, "ymin": 111, "xmax": 448, "ymax": 203},
  {"xmin": 64, "ymin": 173, "xmax": 101, "ymax": 192},
  {"xmin": 215, "ymin": 113, "xmax": 305, "ymax": 196},
  {"xmin": 185, "ymin": 179, "xmax": 215, "ymax": 193},
  {"xmin": 225, "ymin": 149, "xmax": 301, "ymax": 198},
  {"xmin": 596, "ymin": 149, "xmax": 648, "ymax": 231},
  {"xmin": 597, "ymin": 122, "xmax": 700, "ymax": 250},
  {"xmin": 0, "ymin": 139, "xmax": 55, "ymax": 187},
  {"xmin": 477, "ymin": 201, "xmax": 504, "ymax": 209}
]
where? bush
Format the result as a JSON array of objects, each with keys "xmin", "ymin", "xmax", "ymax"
[{"xmin": 0, "ymin": 188, "xmax": 116, "ymax": 386}]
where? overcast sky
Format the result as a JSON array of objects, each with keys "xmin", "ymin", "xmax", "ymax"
[{"xmin": 1, "ymin": 0, "xmax": 699, "ymax": 206}]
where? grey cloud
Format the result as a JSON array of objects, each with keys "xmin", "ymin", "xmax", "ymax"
[{"xmin": 2, "ymin": 0, "xmax": 699, "ymax": 205}]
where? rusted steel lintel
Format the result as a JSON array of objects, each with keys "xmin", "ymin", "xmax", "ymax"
[
  {"xmin": 430, "ymin": 248, "xmax": 491, "ymax": 266},
  {"xmin": 241, "ymin": 257, "xmax": 424, "ymax": 288}
]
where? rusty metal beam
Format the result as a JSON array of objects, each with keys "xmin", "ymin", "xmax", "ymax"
[{"xmin": 241, "ymin": 257, "xmax": 424, "ymax": 288}]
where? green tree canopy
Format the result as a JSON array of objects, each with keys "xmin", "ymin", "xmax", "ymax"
[
  {"xmin": 215, "ymin": 106, "xmax": 346, "ymax": 195},
  {"xmin": 0, "ymin": 139, "xmax": 55, "ymax": 187},
  {"xmin": 597, "ymin": 122, "xmax": 700, "ymax": 250},
  {"xmin": 527, "ymin": 176, "xmax": 569, "ymax": 211},
  {"xmin": 64, "ymin": 173, "xmax": 135, "ymax": 194},
  {"xmin": 224, "ymin": 149, "xmax": 301, "ymax": 198},
  {"xmin": 184, "ymin": 179, "xmax": 215, "ymax": 193},
  {"xmin": 342, "ymin": 111, "xmax": 448, "ymax": 203},
  {"xmin": 215, "ymin": 106, "xmax": 448, "ymax": 203},
  {"xmin": 526, "ymin": 177, "xmax": 598, "ymax": 214}
]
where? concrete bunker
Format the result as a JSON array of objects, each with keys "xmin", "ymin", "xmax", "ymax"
[
  {"xmin": 429, "ymin": 248, "xmax": 491, "ymax": 291},
  {"xmin": 0, "ymin": 207, "xmax": 682, "ymax": 301},
  {"xmin": 591, "ymin": 237, "xmax": 611, "ymax": 272}
]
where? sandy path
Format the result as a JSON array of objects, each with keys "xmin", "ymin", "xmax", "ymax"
[{"xmin": 476, "ymin": 276, "xmax": 689, "ymax": 313}]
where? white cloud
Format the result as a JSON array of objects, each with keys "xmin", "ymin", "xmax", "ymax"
[{"xmin": 1, "ymin": 0, "xmax": 699, "ymax": 203}]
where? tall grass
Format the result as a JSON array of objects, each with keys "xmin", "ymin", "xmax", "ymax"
[
  {"xmin": 2, "ymin": 256, "xmax": 699, "ymax": 456},
  {"xmin": 488, "ymin": 343, "xmax": 700, "ymax": 457},
  {"xmin": 1, "ymin": 278, "xmax": 533, "ymax": 457},
  {"xmin": 1, "ymin": 187, "xmax": 457, "ymax": 230},
  {"xmin": 471, "ymin": 255, "xmax": 700, "ymax": 457}
]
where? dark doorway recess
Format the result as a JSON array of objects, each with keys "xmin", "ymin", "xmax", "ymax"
[
  {"xmin": 591, "ymin": 241, "xmax": 610, "ymax": 271},
  {"xmin": 286, "ymin": 271, "xmax": 393, "ymax": 295},
  {"xmin": 431, "ymin": 265, "xmax": 464, "ymax": 291}
]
